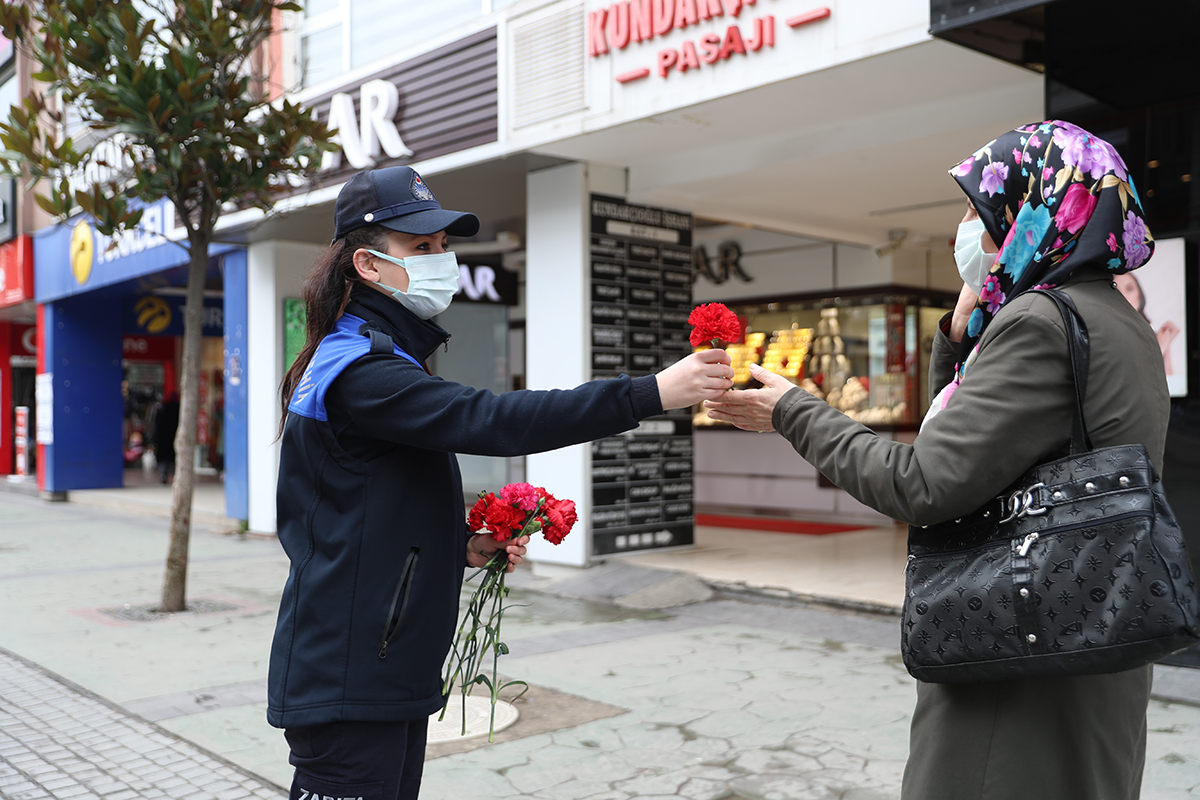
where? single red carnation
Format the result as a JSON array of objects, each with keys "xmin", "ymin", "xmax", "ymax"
[
  {"xmin": 484, "ymin": 500, "xmax": 527, "ymax": 542},
  {"xmin": 467, "ymin": 494, "xmax": 492, "ymax": 532},
  {"xmin": 688, "ymin": 303, "xmax": 741, "ymax": 347}
]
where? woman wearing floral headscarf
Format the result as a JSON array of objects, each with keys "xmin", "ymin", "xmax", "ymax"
[{"xmin": 707, "ymin": 121, "xmax": 1168, "ymax": 799}]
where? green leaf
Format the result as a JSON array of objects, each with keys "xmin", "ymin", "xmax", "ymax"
[{"xmin": 34, "ymin": 193, "xmax": 59, "ymax": 216}]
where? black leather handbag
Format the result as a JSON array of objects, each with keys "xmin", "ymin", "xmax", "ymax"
[{"xmin": 901, "ymin": 289, "xmax": 1200, "ymax": 683}]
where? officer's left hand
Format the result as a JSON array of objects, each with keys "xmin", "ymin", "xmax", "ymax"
[{"xmin": 467, "ymin": 533, "xmax": 530, "ymax": 573}]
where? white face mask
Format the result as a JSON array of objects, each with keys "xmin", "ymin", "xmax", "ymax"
[
  {"xmin": 954, "ymin": 218, "xmax": 995, "ymax": 295},
  {"xmin": 367, "ymin": 249, "xmax": 459, "ymax": 319}
]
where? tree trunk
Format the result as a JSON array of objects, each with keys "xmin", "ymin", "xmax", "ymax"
[{"xmin": 159, "ymin": 233, "xmax": 210, "ymax": 613}]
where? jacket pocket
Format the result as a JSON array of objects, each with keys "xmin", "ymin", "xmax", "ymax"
[{"xmin": 378, "ymin": 546, "xmax": 420, "ymax": 660}]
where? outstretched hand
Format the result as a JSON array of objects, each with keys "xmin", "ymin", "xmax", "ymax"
[
  {"xmin": 703, "ymin": 364, "xmax": 795, "ymax": 432},
  {"xmin": 467, "ymin": 533, "xmax": 530, "ymax": 573},
  {"xmin": 656, "ymin": 349, "xmax": 734, "ymax": 410}
]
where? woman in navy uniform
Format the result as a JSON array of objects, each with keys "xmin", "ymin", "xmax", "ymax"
[{"xmin": 270, "ymin": 165, "xmax": 733, "ymax": 800}]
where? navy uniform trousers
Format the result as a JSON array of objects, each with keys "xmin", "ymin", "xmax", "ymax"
[{"xmin": 285, "ymin": 718, "xmax": 428, "ymax": 800}]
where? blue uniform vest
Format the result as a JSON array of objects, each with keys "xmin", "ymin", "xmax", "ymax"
[{"xmin": 288, "ymin": 313, "xmax": 420, "ymax": 422}]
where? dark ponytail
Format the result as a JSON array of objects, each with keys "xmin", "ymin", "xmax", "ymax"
[{"xmin": 279, "ymin": 225, "xmax": 391, "ymax": 433}]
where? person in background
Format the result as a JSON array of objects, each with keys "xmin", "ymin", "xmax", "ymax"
[
  {"xmin": 269, "ymin": 165, "xmax": 734, "ymax": 800},
  {"xmin": 706, "ymin": 121, "xmax": 1166, "ymax": 800},
  {"xmin": 152, "ymin": 392, "xmax": 180, "ymax": 484},
  {"xmin": 1114, "ymin": 270, "xmax": 1180, "ymax": 375}
]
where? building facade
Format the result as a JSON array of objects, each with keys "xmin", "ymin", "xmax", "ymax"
[{"xmin": 31, "ymin": 0, "xmax": 1194, "ymax": 572}]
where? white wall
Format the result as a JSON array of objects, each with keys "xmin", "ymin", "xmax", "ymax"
[
  {"xmin": 524, "ymin": 162, "xmax": 591, "ymax": 567},
  {"xmin": 247, "ymin": 239, "xmax": 323, "ymax": 534},
  {"xmin": 692, "ymin": 223, "xmax": 954, "ymax": 304}
]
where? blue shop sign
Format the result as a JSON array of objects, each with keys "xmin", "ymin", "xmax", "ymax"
[
  {"xmin": 34, "ymin": 199, "xmax": 239, "ymax": 303},
  {"xmin": 125, "ymin": 295, "xmax": 224, "ymax": 338}
]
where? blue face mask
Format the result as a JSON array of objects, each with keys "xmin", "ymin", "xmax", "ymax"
[{"xmin": 367, "ymin": 249, "xmax": 460, "ymax": 319}]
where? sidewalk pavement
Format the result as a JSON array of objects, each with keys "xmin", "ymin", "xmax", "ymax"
[{"xmin": 4, "ymin": 490, "xmax": 1200, "ymax": 799}]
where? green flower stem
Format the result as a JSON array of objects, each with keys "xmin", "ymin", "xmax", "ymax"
[{"xmin": 442, "ymin": 498, "xmax": 546, "ymax": 738}]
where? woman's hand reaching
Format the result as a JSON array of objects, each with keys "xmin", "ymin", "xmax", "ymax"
[
  {"xmin": 703, "ymin": 364, "xmax": 795, "ymax": 432},
  {"xmin": 656, "ymin": 349, "xmax": 734, "ymax": 410}
]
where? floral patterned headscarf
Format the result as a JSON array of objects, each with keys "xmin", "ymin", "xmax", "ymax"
[{"xmin": 948, "ymin": 120, "xmax": 1153, "ymax": 377}]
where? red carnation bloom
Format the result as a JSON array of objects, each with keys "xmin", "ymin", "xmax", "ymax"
[
  {"xmin": 467, "ymin": 494, "xmax": 492, "ymax": 532},
  {"xmin": 542, "ymin": 497, "xmax": 578, "ymax": 545},
  {"xmin": 688, "ymin": 303, "xmax": 741, "ymax": 347},
  {"xmin": 483, "ymin": 500, "xmax": 527, "ymax": 542}
]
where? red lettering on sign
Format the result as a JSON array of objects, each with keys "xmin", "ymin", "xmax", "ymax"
[
  {"xmin": 786, "ymin": 7, "xmax": 831, "ymax": 27},
  {"xmin": 745, "ymin": 15, "xmax": 773, "ymax": 50},
  {"xmin": 679, "ymin": 40, "xmax": 701, "ymax": 70},
  {"xmin": 698, "ymin": 32, "xmax": 722, "ymax": 63},
  {"xmin": 591, "ymin": 0, "xmax": 780, "ymax": 59},
  {"xmin": 652, "ymin": 0, "xmax": 674, "ymax": 34},
  {"xmin": 588, "ymin": 9, "xmax": 609, "ymax": 56},
  {"xmin": 657, "ymin": 47, "xmax": 678, "ymax": 76},
  {"xmin": 674, "ymin": 0, "xmax": 698, "ymax": 29},
  {"xmin": 606, "ymin": 2, "xmax": 631, "ymax": 48},
  {"xmin": 616, "ymin": 67, "xmax": 652, "ymax": 82},
  {"xmin": 718, "ymin": 24, "xmax": 747, "ymax": 58},
  {"xmin": 630, "ymin": 0, "xmax": 653, "ymax": 42}
]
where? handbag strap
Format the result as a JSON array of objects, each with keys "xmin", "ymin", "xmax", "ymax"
[{"xmin": 1029, "ymin": 289, "xmax": 1093, "ymax": 455}]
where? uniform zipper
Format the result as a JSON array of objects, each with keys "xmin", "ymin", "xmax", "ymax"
[{"xmin": 379, "ymin": 546, "xmax": 420, "ymax": 660}]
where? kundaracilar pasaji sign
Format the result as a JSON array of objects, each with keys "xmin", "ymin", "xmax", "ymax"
[{"xmin": 587, "ymin": 0, "xmax": 831, "ymax": 82}]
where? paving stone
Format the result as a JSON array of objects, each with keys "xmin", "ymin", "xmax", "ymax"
[{"xmin": 0, "ymin": 650, "xmax": 284, "ymax": 800}]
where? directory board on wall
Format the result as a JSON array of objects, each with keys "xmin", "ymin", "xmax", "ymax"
[{"xmin": 588, "ymin": 194, "xmax": 695, "ymax": 555}]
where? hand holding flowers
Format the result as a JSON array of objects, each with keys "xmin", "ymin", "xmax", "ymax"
[
  {"xmin": 442, "ymin": 483, "xmax": 577, "ymax": 740},
  {"xmin": 466, "ymin": 531, "xmax": 529, "ymax": 572}
]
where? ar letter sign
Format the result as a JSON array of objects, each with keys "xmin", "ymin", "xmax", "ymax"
[{"xmin": 322, "ymin": 79, "xmax": 414, "ymax": 171}]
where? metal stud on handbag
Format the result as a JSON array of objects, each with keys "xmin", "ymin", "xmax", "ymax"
[{"xmin": 901, "ymin": 289, "xmax": 1200, "ymax": 683}]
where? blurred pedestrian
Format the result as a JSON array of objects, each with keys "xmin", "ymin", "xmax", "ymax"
[{"xmin": 152, "ymin": 392, "xmax": 180, "ymax": 484}]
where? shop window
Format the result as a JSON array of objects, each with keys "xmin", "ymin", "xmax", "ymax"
[{"xmin": 693, "ymin": 289, "xmax": 955, "ymax": 430}]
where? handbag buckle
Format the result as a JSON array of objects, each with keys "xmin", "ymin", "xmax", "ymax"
[{"xmin": 998, "ymin": 482, "xmax": 1047, "ymax": 524}]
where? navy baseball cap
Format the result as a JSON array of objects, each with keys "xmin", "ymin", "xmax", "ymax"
[{"xmin": 333, "ymin": 166, "xmax": 479, "ymax": 241}]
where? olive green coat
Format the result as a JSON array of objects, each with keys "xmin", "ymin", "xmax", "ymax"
[{"xmin": 772, "ymin": 269, "xmax": 1170, "ymax": 800}]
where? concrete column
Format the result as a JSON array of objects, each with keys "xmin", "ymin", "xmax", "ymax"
[
  {"xmin": 246, "ymin": 240, "xmax": 322, "ymax": 534},
  {"xmin": 524, "ymin": 162, "xmax": 624, "ymax": 568}
]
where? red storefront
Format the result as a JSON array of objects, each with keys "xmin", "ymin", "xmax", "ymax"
[{"xmin": 0, "ymin": 235, "xmax": 36, "ymax": 476}]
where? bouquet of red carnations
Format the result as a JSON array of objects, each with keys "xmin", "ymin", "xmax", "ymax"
[{"xmin": 441, "ymin": 482, "xmax": 577, "ymax": 740}]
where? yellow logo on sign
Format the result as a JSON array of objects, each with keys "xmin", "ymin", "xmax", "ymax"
[
  {"xmin": 134, "ymin": 296, "xmax": 172, "ymax": 334},
  {"xmin": 70, "ymin": 221, "xmax": 94, "ymax": 285}
]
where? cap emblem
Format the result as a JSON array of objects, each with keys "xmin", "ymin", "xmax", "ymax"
[
  {"xmin": 411, "ymin": 175, "xmax": 435, "ymax": 201},
  {"xmin": 364, "ymin": 213, "xmax": 375, "ymax": 222}
]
